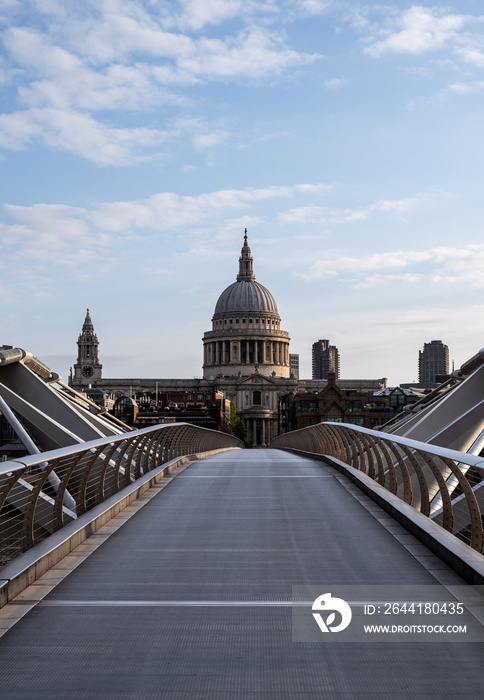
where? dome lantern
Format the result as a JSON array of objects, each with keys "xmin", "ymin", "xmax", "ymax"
[{"xmin": 237, "ymin": 228, "xmax": 255, "ymax": 282}]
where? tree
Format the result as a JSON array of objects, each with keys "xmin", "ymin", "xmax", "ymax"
[{"xmin": 230, "ymin": 402, "xmax": 248, "ymax": 446}]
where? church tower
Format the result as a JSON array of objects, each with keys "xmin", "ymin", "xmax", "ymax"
[{"xmin": 73, "ymin": 309, "xmax": 102, "ymax": 385}]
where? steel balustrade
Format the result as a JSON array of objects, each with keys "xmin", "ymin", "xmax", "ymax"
[
  {"xmin": 272, "ymin": 422, "xmax": 484, "ymax": 553},
  {"xmin": 0, "ymin": 423, "xmax": 243, "ymax": 566}
]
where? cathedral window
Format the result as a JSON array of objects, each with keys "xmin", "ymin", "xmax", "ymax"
[{"xmin": 253, "ymin": 391, "xmax": 262, "ymax": 405}]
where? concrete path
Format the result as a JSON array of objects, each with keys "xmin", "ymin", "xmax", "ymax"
[{"xmin": 0, "ymin": 450, "xmax": 483, "ymax": 699}]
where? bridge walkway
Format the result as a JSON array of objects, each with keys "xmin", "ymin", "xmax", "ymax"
[{"xmin": 0, "ymin": 450, "xmax": 483, "ymax": 699}]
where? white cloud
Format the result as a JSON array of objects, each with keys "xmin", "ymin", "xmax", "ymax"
[
  {"xmin": 0, "ymin": 107, "xmax": 170, "ymax": 164},
  {"xmin": 298, "ymin": 244, "xmax": 484, "ymax": 289},
  {"xmin": 17, "ymin": 59, "xmax": 181, "ymax": 112},
  {"xmin": 301, "ymin": 249, "xmax": 433, "ymax": 279},
  {"xmin": 352, "ymin": 273, "xmax": 422, "ymax": 289},
  {"xmin": 168, "ymin": 0, "xmax": 279, "ymax": 31},
  {"xmin": 279, "ymin": 195, "xmax": 421, "ymax": 224},
  {"xmin": 0, "ymin": 0, "xmax": 21, "ymax": 19},
  {"xmin": 174, "ymin": 29, "xmax": 319, "ymax": 82},
  {"xmin": 457, "ymin": 47, "xmax": 484, "ymax": 67},
  {"xmin": 89, "ymin": 183, "xmax": 321, "ymax": 231},
  {"xmin": 0, "ymin": 5, "xmax": 321, "ymax": 163},
  {"xmin": 323, "ymin": 77, "xmax": 347, "ymax": 90},
  {"xmin": 288, "ymin": 0, "xmax": 333, "ymax": 18},
  {"xmin": 365, "ymin": 6, "xmax": 468, "ymax": 58},
  {"xmin": 294, "ymin": 183, "xmax": 333, "ymax": 194},
  {"xmin": 445, "ymin": 81, "xmax": 484, "ymax": 96},
  {"xmin": 5, "ymin": 22, "xmax": 318, "ymax": 102},
  {"xmin": 0, "ymin": 107, "xmax": 237, "ymax": 166},
  {"xmin": 0, "ymin": 204, "xmax": 113, "ymax": 268},
  {"xmin": 0, "ymin": 183, "xmax": 328, "ymax": 266},
  {"xmin": 0, "ymin": 109, "xmax": 44, "ymax": 149},
  {"xmin": 71, "ymin": 13, "xmax": 197, "ymax": 64}
]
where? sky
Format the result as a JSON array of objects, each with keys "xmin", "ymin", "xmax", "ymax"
[{"xmin": 1, "ymin": 0, "xmax": 484, "ymax": 386}]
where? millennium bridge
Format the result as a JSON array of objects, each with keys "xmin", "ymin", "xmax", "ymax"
[{"xmin": 1, "ymin": 347, "xmax": 484, "ymax": 698}]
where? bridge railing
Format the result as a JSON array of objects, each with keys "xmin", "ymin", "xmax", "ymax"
[
  {"xmin": 272, "ymin": 423, "xmax": 484, "ymax": 553},
  {"xmin": 0, "ymin": 423, "xmax": 242, "ymax": 567}
]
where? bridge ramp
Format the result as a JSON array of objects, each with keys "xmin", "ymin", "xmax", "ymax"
[{"xmin": 0, "ymin": 450, "xmax": 483, "ymax": 698}]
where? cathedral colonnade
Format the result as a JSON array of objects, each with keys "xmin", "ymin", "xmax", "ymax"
[
  {"xmin": 204, "ymin": 339, "xmax": 290, "ymax": 370},
  {"xmin": 242, "ymin": 414, "xmax": 277, "ymax": 447}
]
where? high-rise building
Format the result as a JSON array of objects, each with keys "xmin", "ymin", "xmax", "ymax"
[
  {"xmin": 418, "ymin": 340, "xmax": 449, "ymax": 385},
  {"xmin": 289, "ymin": 353, "xmax": 299, "ymax": 379},
  {"xmin": 312, "ymin": 339, "xmax": 340, "ymax": 380}
]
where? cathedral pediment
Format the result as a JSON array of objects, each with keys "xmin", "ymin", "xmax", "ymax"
[{"xmin": 236, "ymin": 372, "xmax": 277, "ymax": 387}]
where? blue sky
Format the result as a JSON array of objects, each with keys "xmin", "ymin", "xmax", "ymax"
[{"xmin": 1, "ymin": 0, "xmax": 484, "ymax": 385}]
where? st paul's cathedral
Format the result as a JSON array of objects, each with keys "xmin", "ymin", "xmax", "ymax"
[
  {"xmin": 71, "ymin": 232, "xmax": 387, "ymax": 445},
  {"xmin": 72, "ymin": 232, "xmax": 299, "ymax": 446}
]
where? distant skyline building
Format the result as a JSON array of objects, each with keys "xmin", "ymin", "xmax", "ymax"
[
  {"xmin": 289, "ymin": 353, "xmax": 299, "ymax": 379},
  {"xmin": 418, "ymin": 340, "xmax": 449, "ymax": 385},
  {"xmin": 312, "ymin": 339, "xmax": 340, "ymax": 380}
]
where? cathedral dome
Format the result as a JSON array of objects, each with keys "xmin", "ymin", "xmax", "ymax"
[
  {"xmin": 203, "ymin": 230, "xmax": 290, "ymax": 382},
  {"xmin": 214, "ymin": 280, "xmax": 278, "ymax": 317},
  {"xmin": 212, "ymin": 230, "xmax": 279, "ymax": 319}
]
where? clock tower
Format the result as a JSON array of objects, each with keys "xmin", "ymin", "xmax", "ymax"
[{"xmin": 72, "ymin": 308, "xmax": 103, "ymax": 386}]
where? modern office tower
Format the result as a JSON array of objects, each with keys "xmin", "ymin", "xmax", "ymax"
[
  {"xmin": 418, "ymin": 340, "xmax": 449, "ymax": 384},
  {"xmin": 312, "ymin": 339, "xmax": 340, "ymax": 380},
  {"xmin": 289, "ymin": 353, "xmax": 299, "ymax": 379}
]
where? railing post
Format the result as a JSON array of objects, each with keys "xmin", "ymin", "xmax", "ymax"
[
  {"xmin": 440, "ymin": 456, "xmax": 483, "ymax": 552},
  {"xmin": 23, "ymin": 460, "xmax": 60, "ymax": 551},
  {"xmin": 419, "ymin": 451, "xmax": 454, "ymax": 533}
]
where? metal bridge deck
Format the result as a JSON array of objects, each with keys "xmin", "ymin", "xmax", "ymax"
[{"xmin": 0, "ymin": 450, "xmax": 483, "ymax": 699}]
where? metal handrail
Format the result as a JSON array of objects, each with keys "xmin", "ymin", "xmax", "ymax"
[
  {"xmin": 0, "ymin": 423, "xmax": 243, "ymax": 567},
  {"xmin": 272, "ymin": 422, "xmax": 484, "ymax": 553}
]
